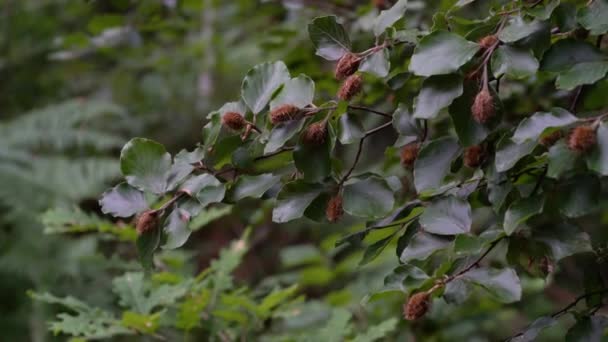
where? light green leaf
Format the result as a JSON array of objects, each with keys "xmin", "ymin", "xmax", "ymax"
[
  {"xmin": 577, "ymin": 0, "xmax": 608, "ymax": 35},
  {"xmin": 512, "ymin": 108, "xmax": 578, "ymax": 144},
  {"xmin": 414, "ymin": 137, "xmax": 461, "ymax": 192},
  {"xmin": 383, "ymin": 264, "xmax": 429, "ymax": 293},
  {"xmin": 556, "ymin": 61, "xmax": 608, "ymax": 90},
  {"xmin": 99, "ymin": 183, "xmax": 148, "ymax": 218},
  {"xmin": 400, "ymin": 231, "xmax": 451, "ymax": 262},
  {"xmin": 272, "ymin": 181, "xmax": 323, "ymax": 223},
  {"xmin": 527, "ymin": 0, "xmax": 559, "ymax": 20},
  {"xmin": 373, "ymin": 0, "xmax": 408, "ymax": 36},
  {"xmin": 491, "ymin": 45, "xmax": 539, "ymax": 79},
  {"xmin": 462, "ymin": 267, "xmax": 522, "ymax": 303},
  {"xmin": 547, "ymin": 141, "xmax": 577, "ymax": 179},
  {"xmin": 343, "ymin": 176, "xmax": 395, "ymax": 218},
  {"xmin": 498, "ymin": 16, "xmax": 544, "ymax": 43},
  {"xmin": 419, "ymin": 196, "xmax": 471, "ymax": 235},
  {"xmin": 241, "ymin": 61, "xmax": 290, "ymax": 114},
  {"xmin": 409, "ymin": 31, "xmax": 479, "ymax": 76},
  {"xmin": 413, "ymin": 74, "xmax": 463, "ymax": 119},
  {"xmin": 352, "ymin": 318, "xmax": 398, "ymax": 342},
  {"xmin": 359, "ymin": 48, "xmax": 390, "ymax": 77},
  {"xmin": 120, "ymin": 138, "xmax": 171, "ymax": 194},
  {"xmin": 586, "ymin": 122, "xmax": 608, "ymax": 175},
  {"xmin": 359, "ymin": 233, "xmax": 397, "ymax": 266},
  {"xmin": 137, "ymin": 225, "xmax": 161, "ymax": 270},
  {"xmin": 270, "ymin": 75, "xmax": 315, "ymax": 110},
  {"xmin": 308, "ymin": 16, "xmax": 351, "ymax": 60},
  {"xmin": 229, "ymin": 174, "xmax": 280, "ymax": 201},
  {"xmin": 121, "ymin": 311, "xmax": 160, "ymax": 334},
  {"xmin": 504, "ymin": 195, "xmax": 545, "ymax": 235}
]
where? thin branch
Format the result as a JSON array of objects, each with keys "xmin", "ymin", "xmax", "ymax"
[
  {"xmin": 570, "ymin": 86, "xmax": 584, "ymax": 113},
  {"xmin": 253, "ymin": 146, "xmax": 295, "ymax": 161},
  {"xmin": 448, "ymin": 236, "xmax": 506, "ymax": 281},
  {"xmin": 347, "ymin": 105, "xmax": 393, "ymax": 118}
]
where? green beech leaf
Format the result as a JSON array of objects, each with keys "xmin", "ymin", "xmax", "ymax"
[
  {"xmin": 359, "ymin": 48, "xmax": 390, "ymax": 77},
  {"xmin": 556, "ymin": 61, "xmax": 608, "ymax": 90},
  {"xmin": 527, "ymin": 0, "xmax": 559, "ymax": 20},
  {"xmin": 202, "ymin": 113, "xmax": 222, "ymax": 151},
  {"xmin": 265, "ymin": 119, "xmax": 306, "ymax": 154},
  {"xmin": 495, "ymin": 137, "xmax": 536, "ymax": 172},
  {"xmin": 190, "ymin": 175, "xmax": 225, "ymax": 207},
  {"xmin": 462, "ymin": 267, "xmax": 522, "ymax": 303},
  {"xmin": 399, "ymin": 231, "xmax": 451, "ymax": 262},
  {"xmin": 100, "ymin": 183, "xmax": 148, "ymax": 218},
  {"xmin": 270, "ymin": 75, "xmax": 315, "ymax": 110},
  {"xmin": 413, "ymin": 74, "xmax": 463, "ymax": 119},
  {"xmin": 409, "ymin": 31, "xmax": 479, "ymax": 76},
  {"xmin": 498, "ymin": 16, "xmax": 544, "ymax": 43},
  {"xmin": 586, "ymin": 122, "xmax": 608, "ymax": 175},
  {"xmin": 511, "ymin": 317, "xmax": 557, "ymax": 342},
  {"xmin": 136, "ymin": 225, "xmax": 161, "ymax": 270},
  {"xmin": 540, "ymin": 39, "xmax": 605, "ymax": 72},
  {"xmin": 338, "ymin": 114, "xmax": 365, "ymax": 144},
  {"xmin": 449, "ymin": 80, "xmax": 489, "ymax": 146},
  {"xmin": 120, "ymin": 138, "xmax": 172, "ymax": 194},
  {"xmin": 343, "ymin": 177, "xmax": 395, "ymax": 219},
  {"xmin": 444, "ymin": 279, "xmax": 471, "ymax": 304},
  {"xmin": 352, "ymin": 318, "xmax": 398, "ymax": 342},
  {"xmin": 272, "ymin": 181, "xmax": 323, "ymax": 223},
  {"xmin": 503, "ymin": 195, "xmax": 545, "ymax": 235},
  {"xmin": 512, "ymin": 108, "xmax": 578, "ymax": 144},
  {"xmin": 308, "ymin": 16, "xmax": 351, "ymax": 60},
  {"xmin": 166, "ymin": 148, "xmax": 205, "ymax": 191},
  {"xmin": 392, "ymin": 104, "xmax": 420, "ymax": 138},
  {"xmin": 414, "ymin": 137, "xmax": 461, "ymax": 192},
  {"xmin": 577, "ymin": 0, "xmax": 608, "ymax": 35},
  {"xmin": 293, "ymin": 135, "xmax": 331, "ymax": 182},
  {"xmin": 419, "ymin": 196, "xmax": 471, "ymax": 235},
  {"xmin": 383, "ymin": 265, "xmax": 429, "ymax": 293},
  {"xmin": 359, "ymin": 233, "xmax": 396, "ymax": 266},
  {"xmin": 373, "ymin": 0, "xmax": 408, "ymax": 36},
  {"xmin": 491, "ymin": 45, "xmax": 539, "ymax": 79},
  {"xmin": 162, "ymin": 208, "xmax": 191, "ymax": 250},
  {"xmin": 565, "ymin": 316, "xmax": 608, "ymax": 342},
  {"xmin": 547, "ymin": 141, "xmax": 577, "ymax": 179},
  {"xmin": 534, "ymin": 223, "xmax": 592, "ymax": 261},
  {"xmin": 241, "ymin": 61, "xmax": 290, "ymax": 114},
  {"xmin": 229, "ymin": 174, "xmax": 281, "ymax": 201},
  {"xmin": 557, "ymin": 176, "xmax": 599, "ymax": 218}
]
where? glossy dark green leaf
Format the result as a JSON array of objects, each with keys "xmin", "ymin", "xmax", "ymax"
[
  {"xmin": 557, "ymin": 176, "xmax": 599, "ymax": 218},
  {"xmin": 547, "ymin": 141, "xmax": 577, "ymax": 179},
  {"xmin": 399, "ymin": 231, "xmax": 451, "ymax": 262},
  {"xmin": 419, "ymin": 196, "xmax": 471, "ymax": 235},
  {"xmin": 413, "ymin": 74, "xmax": 463, "ymax": 119},
  {"xmin": 527, "ymin": 0, "xmax": 559, "ymax": 20},
  {"xmin": 586, "ymin": 123, "xmax": 608, "ymax": 175},
  {"xmin": 166, "ymin": 148, "xmax": 205, "ymax": 191},
  {"xmin": 343, "ymin": 176, "xmax": 395, "ymax": 218},
  {"xmin": 444, "ymin": 279, "xmax": 471, "ymax": 305},
  {"xmin": 338, "ymin": 114, "xmax": 365, "ymax": 144},
  {"xmin": 308, "ymin": 16, "xmax": 351, "ymax": 60},
  {"xmin": 565, "ymin": 316, "xmax": 608, "ymax": 342},
  {"xmin": 448, "ymin": 81, "xmax": 489, "ymax": 147},
  {"xmin": 392, "ymin": 104, "xmax": 420, "ymax": 138},
  {"xmin": 190, "ymin": 175, "xmax": 225, "ymax": 207},
  {"xmin": 359, "ymin": 232, "xmax": 396, "ymax": 266},
  {"xmin": 409, "ymin": 31, "xmax": 479, "ymax": 76},
  {"xmin": 512, "ymin": 108, "xmax": 578, "ymax": 144},
  {"xmin": 556, "ymin": 61, "xmax": 608, "ymax": 90},
  {"xmin": 136, "ymin": 225, "xmax": 161, "ymax": 270},
  {"xmin": 413, "ymin": 137, "xmax": 461, "ymax": 192},
  {"xmin": 265, "ymin": 119, "xmax": 306, "ymax": 154},
  {"xmin": 293, "ymin": 137, "xmax": 331, "ymax": 182},
  {"xmin": 269, "ymin": 75, "xmax": 315, "ymax": 110},
  {"xmin": 577, "ymin": 0, "xmax": 608, "ymax": 35},
  {"xmin": 495, "ymin": 137, "xmax": 536, "ymax": 172},
  {"xmin": 272, "ymin": 181, "xmax": 323, "ymax": 223},
  {"xmin": 534, "ymin": 223, "xmax": 592, "ymax": 261},
  {"xmin": 498, "ymin": 16, "xmax": 544, "ymax": 43},
  {"xmin": 373, "ymin": 0, "xmax": 408, "ymax": 36},
  {"xmin": 229, "ymin": 174, "xmax": 281, "ymax": 201},
  {"xmin": 100, "ymin": 183, "xmax": 148, "ymax": 218},
  {"xmin": 462, "ymin": 267, "xmax": 521, "ymax": 303},
  {"xmin": 162, "ymin": 208, "xmax": 191, "ymax": 250},
  {"xmin": 511, "ymin": 317, "xmax": 557, "ymax": 342},
  {"xmin": 541, "ymin": 39, "xmax": 605, "ymax": 72},
  {"xmin": 359, "ymin": 48, "xmax": 390, "ymax": 77},
  {"xmin": 241, "ymin": 61, "xmax": 290, "ymax": 114},
  {"xmin": 491, "ymin": 45, "xmax": 539, "ymax": 79},
  {"xmin": 120, "ymin": 138, "xmax": 171, "ymax": 194},
  {"xmin": 383, "ymin": 264, "xmax": 429, "ymax": 293},
  {"xmin": 504, "ymin": 195, "xmax": 544, "ymax": 235}
]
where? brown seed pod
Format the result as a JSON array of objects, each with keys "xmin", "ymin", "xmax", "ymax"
[
  {"xmin": 136, "ymin": 210, "xmax": 158, "ymax": 235},
  {"xmin": 302, "ymin": 121, "xmax": 327, "ymax": 146},
  {"xmin": 478, "ymin": 35, "xmax": 498, "ymax": 49},
  {"xmin": 373, "ymin": 0, "xmax": 389, "ymax": 10},
  {"xmin": 338, "ymin": 74, "xmax": 363, "ymax": 101},
  {"xmin": 568, "ymin": 125, "xmax": 597, "ymax": 153},
  {"xmin": 400, "ymin": 143, "xmax": 420, "ymax": 169},
  {"xmin": 463, "ymin": 145, "xmax": 485, "ymax": 168},
  {"xmin": 270, "ymin": 104, "xmax": 301, "ymax": 125},
  {"xmin": 403, "ymin": 292, "xmax": 430, "ymax": 321},
  {"xmin": 222, "ymin": 112, "xmax": 246, "ymax": 131},
  {"xmin": 539, "ymin": 130, "xmax": 562, "ymax": 147},
  {"xmin": 335, "ymin": 53, "xmax": 361, "ymax": 80},
  {"xmin": 471, "ymin": 88, "xmax": 495, "ymax": 124},
  {"xmin": 326, "ymin": 194, "xmax": 344, "ymax": 223}
]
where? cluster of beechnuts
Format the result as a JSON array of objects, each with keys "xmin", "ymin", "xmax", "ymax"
[{"xmin": 132, "ymin": 28, "xmax": 602, "ymax": 322}]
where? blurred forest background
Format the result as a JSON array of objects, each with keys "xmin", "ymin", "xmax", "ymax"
[{"xmin": 2, "ymin": 0, "xmax": 607, "ymax": 341}]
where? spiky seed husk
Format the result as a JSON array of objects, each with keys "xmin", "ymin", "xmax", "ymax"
[
  {"xmin": 302, "ymin": 121, "xmax": 327, "ymax": 146},
  {"xmin": 338, "ymin": 74, "xmax": 363, "ymax": 101},
  {"xmin": 478, "ymin": 35, "xmax": 498, "ymax": 49},
  {"xmin": 403, "ymin": 292, "xmax": 430, "ymax": 321},
  {"xmin": 222, "ymin": 112, "xmax": 246, "ymax": 130},
  {"xmin": 539, "ymin": 130, "xmax": 562, "ymax": 147},
  {"xmin": 463, "ymin": 145, "xmax": 485, "ymax": 168},
  {"xmin": 568, "ymin": 125, "xmax": 597, "ymax": 152},
  {"xmin": 270, "ymin": 104, "xmax": 301, "ymax": 125},
  {"xmin": 326, "ymin": 194, "xmax": 344, "ymax": 223},
  {"xmin": 400, "ymin": 143, "xmax": 420, "ymax": 169},
  {"xmin": 335, "ymin": 53, "xmax": 361, "ymax": 80},
  {"xmin": 136, "ymin": 210, "xmax": 158, "ymax": 235},
  {"xmin": 373, "ymin": 0, "xmax": 389, "ymax": 10},
  {"xmin": 471, "ymin": 88, "xmax": 494, "ymax": 124}
]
